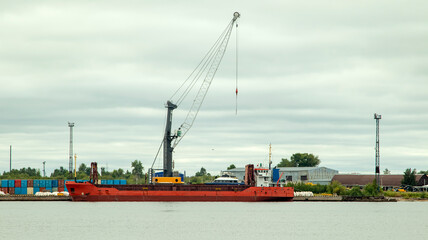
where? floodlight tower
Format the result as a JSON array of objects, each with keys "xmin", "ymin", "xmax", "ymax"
[
  {"xmin": 374, "ymin": 113, "xmax": 381, "ymax": 188},
  {"xmin": 68, "ymin": 122, "xmax": 75, "ymax": 177}
]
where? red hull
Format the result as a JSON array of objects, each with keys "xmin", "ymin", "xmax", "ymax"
[{"xmin": 66, "ymin": 182, "xmax": 294, "ymax": 202}]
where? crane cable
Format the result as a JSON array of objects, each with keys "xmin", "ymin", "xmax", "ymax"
[
  {"xmin": 169, "ymin": 21, "xmax": 233, "ymax": 106},
  {"xmin": 235, "ymin": 21, "xmax": 239, "ymax": 115}
]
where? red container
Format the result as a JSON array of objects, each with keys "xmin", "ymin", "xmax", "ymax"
[
  {"xmin": 58, "ymin": 180, "xmax": 64, "ymax": 188},
  {"xmin": 14, "ymin": 180, "xmax": 21, "ymax": 188},
  {"xmin": 27, "ymin": 179, "xmax": 34, "ymax": 187},
  {"xmin": 9, "ymin": 188, "xmax": 15, "ymax": 195},
  {"xmin": 39, "ymin": 187, "xmax": 46, "ymax": 192},
  {"xmin": 1, "ymin": 187, "xmax": 8, "ymax": 194},
  {"xmin": 58, "ymin": 187, "xmax": 65, "ymax": 192}
]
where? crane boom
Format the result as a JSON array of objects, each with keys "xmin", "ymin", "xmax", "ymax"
[
  {"xmin": 161, "ymin": 12, "xmax": 240, "ymax": 177},
  {"xmin": 173, "ymin": 12, "xmax": 240, "ymax": 148}
]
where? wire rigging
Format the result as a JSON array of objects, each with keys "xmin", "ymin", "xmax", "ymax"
[
  {"xmin": 169, "ymin": 21, "xmax": 233, "ymax": 106},
  {"xmin": 235, "ymin": 21, "xmax": 239, "ymax": 115}
]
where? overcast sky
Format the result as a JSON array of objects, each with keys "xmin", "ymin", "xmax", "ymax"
[{"xmin": 1, "ymin": 0, "xmax": 427, "ymax": 176}]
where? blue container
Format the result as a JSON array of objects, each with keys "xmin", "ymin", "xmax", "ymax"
[
  {"xmin": 179, "ymin": 174, "xmax": 184, "ymax": 182},
  {"xmin": 8, "ymin": 180, "xmax": 14, "ymax": 188},
  {"xmin": 46, "ymin": 180, "xmax": 52, "ymax": 188},
  {"xmin": 46, "ymin": 187, "xmax": 52, "ymax": 192},
  {"xmin": 15, "ymin": 188, "xmax": 21, "ymax": 195},
  {"xmin": 155, "ymin": 172, "xmax": 163, "ymax": 177},
  {"xmin": 1, "ymin": 180, "xmax": 8, "ymax": 188},
  {"xmin": 52, "ymin": 180, "xmax": 58, "ymax": 187},
  {"xmin": 21, "ymin": 180, "xmax": 28, "ymax": 188},
  {"xmin": 34, "ymin": 187, "xmax": 40, "ymax": 193},
  {"xmin": 120, "ymin": 179, "xmax": 127, "ymax": 185},
  {"xmin": 21, "ymin": 187, "xmax": 27, "ymax": 194},
  {"xmin": 34, "ymin": 180, "xmax": 40, "ymax": 187},
  {"xmin": 113, "ymin": 180, "xmax": 120, "ymax": 185},
  {"xmin": 39, "ymin": 180, "xmax": 46, "ymax": 188},
  {"xmin": 272, "ymin": 168, "xmax": 280, "ymax": 182},
  {"xmin": 101, "ymin": 180, "xmax": 107, "ymax": 184},
  {"xmin": 107, "ymin": 180, "xmax": 114, "ymax": 185}
]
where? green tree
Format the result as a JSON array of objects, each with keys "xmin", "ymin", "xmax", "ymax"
[
  {"xmin": 195, "ymin": 167, "xmax": 207, "ymax": 177},
  {"xmin": 112, "ymin": 168, "xmax": 125, "ymax": 178},
  {"xmin": 327, "ymin": 180, "xmax": 346, "ymax": 195},
  {"xmin": 78, "ymin": 163, "xmax": 88, "ymax": 174},
  {"xmin": 277, "ymin": 158, "xmax": 293, "ymax": 167},
  {"xmin": 383, "ymin": 168, "xmax": 391, "ymax": 175},
  {"xmin": 402, "ymin": 168, "xmax": 417, "ymax": 186},
  {"xmin": 277, "ymin": 153, "xmax": 320, "ymax": 167},
  {"xmin": 227, "ymin": 164, "xmax": 236, "ymax": 170},
  {"xmin": 51, "ymin": 166, "xmax": 68, "ymax": 178},
  {"xmin": 347, "ymin": 186, "xmax": 364, "ymax": 197},
  {"xmin": 363, "ymin": 179, "xmax": 382, "ymax": 196},
  {"xmin": 418, "ymin": 170, "xmax": 428, "ymax": 175},
  {"xmin": 1, "ymin": 167, "xmax": 42, "ymax": 179},
  {"xmin": 131, "ymin": 160, "xmax": 144, "ymax": 178}
]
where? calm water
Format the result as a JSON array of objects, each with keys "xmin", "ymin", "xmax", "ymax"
[{"xmin": 1, "ymin": 201, "xmax": 427, "ymax": 240}]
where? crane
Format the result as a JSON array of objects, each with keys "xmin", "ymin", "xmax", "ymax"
[{"xmin": 159, "ymin": 12, "xmax": 240, "ymax": 178}]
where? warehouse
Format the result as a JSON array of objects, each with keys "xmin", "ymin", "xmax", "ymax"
[{"xmin": 221, "ymin": 166, "xmax": 338, "ymax": 185}]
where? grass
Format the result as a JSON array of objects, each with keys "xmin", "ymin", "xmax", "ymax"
[{"xmin": 383, "ymin": 191, "xmax": 427, "ymax": 199}]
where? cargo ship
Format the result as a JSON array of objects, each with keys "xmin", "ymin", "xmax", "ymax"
[
  {"xmin": 66, "ymin": 164, "xmax": 294, "ymax": 202},
  {"xmin": 67, "ymin": 13, "xmax": 294, "ymax": 202}
]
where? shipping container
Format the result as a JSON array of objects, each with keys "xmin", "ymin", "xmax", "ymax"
[
  {"xmin": 20, "ymin": 188, "xmax": 27, "ymax": 194},
  {"xmin": 0, "ymin": 180, "xmax": 1, "ymax": 187},
  {"xmin": 120, "ymin": 179, "xmax": 127, "ymax": 185},
  {"xmin": 28, "ymin": 179, "xmax": 34, "ymax": 187},
  {"xmin": 58, "ymin": 187, "xmax": 65, "ymax": 192},
  {"xmin": 27, "ymin": 187, "xmax": 34, "ymax": 195},
  {"xmin": 15, "ymin": 188, "xmax": 21, "ymax": 195},
  {"xmin": 33, "ymin": 187, "xmax": 40, "ymax": 194},
  {"xmin": 39, "ymin": 187, "xmax": 46, "ymax": 192},
  {"xmin": 1, "ymin": 180, "xmax": 8, "ymax": 188},
  {"xmin": 21, "ymin": 180, "xmax": 28, "ymax": 188},
  {"xmin": 15, "ymin": 179, "xmax": 21, "ymax": 188},
  {"xmin": 1, "ymin": 187, "xmax": 8, "ymax": 193},
  {"xmin": 46, "ymin": 180, "xmax": 52, "ymax": 188},
  {"xmin": 58, "ymin": 180, "xmax": 64, "ymax": 187},
  {"xmin": 52, "ymin": 187, "xmax": 58, "ymax": 192},
  {"xmin": 97, "ymin": 180, "xmax": 101, "ymax": 184},
  {"xmin": 45, "ymin": 187, "xmax": 52, "ymax": 192},
  {"xmin": 113, "ymin": 180, "xmax": 120, "ymax": 185},
  {"xmin": 34, "ymin": 180, "xmax": 40, "ymax": 187},
  {"xmin": 9, "ymin": 180, "xmax": 15, "ymax": 188},
  {"xmin": 52, "ymin": 180, "xmax": 58, "ymax": 187},
  {"xmin": 39, "ymin": 180, "xmax": 46, "ymax": 188},
  {"xmin": 101, "ymin": 180, "xmax": 107, "ymax": 184},
  {"xmin": 107, "ymin": 180, "xmax": 114, "ymax": 185},
  {"xmin": 9, "ymin": 188, "xmax": 14, "ymax": 195}
]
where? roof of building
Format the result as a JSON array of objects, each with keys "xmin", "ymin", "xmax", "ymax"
[
  {"xmin": 332, "ymin": 174, "xmax": 426, "ymax": 186},
  {"xmin": 222, "ymin": 168, "xmax": 245, "ymax": 172},
  {"xmin": 277, "ymin": 166, "xmax": 338, "ymax": 172},
  {"xmin": 222, "ymin": 166, "xmax": 338, "ymax": 173}
]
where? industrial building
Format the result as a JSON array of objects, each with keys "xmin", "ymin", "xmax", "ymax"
[{"xmin": 221, "ymin": 166, "xmax": 338, "ymax": 185}]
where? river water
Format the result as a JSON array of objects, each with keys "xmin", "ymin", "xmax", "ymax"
[{"xmin": 1, "ymin": 201, "xmax": 427, "ymax": 240}]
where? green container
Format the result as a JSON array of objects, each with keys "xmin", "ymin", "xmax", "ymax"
[{"xmin": 52, "ymin": 187, "xmax": 59, "ymax": 192}]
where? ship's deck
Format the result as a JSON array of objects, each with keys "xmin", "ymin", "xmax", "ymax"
[{"xmin": 95, "ymin": 184, "xmax": 251, "ymax": 192}]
